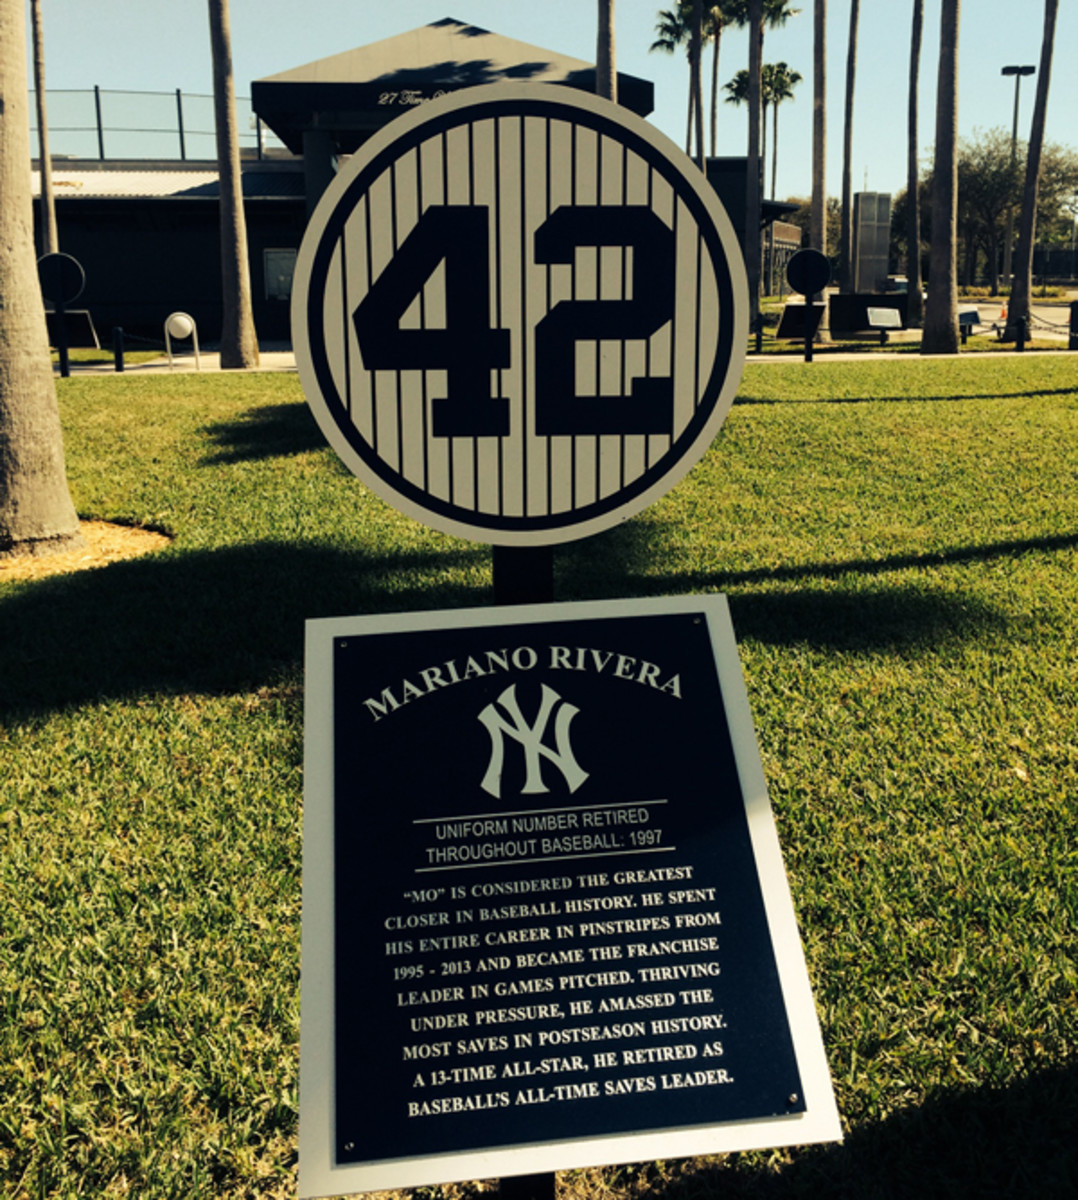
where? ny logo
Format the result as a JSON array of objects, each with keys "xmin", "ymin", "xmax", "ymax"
[{"xmin": 478, "ymin": 684, "xmax": 588, "ymax": 799}]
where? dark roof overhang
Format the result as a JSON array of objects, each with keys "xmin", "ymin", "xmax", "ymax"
[{"xmin": 251, "ymin": 17, "xmax": 654, "ymax": 156}]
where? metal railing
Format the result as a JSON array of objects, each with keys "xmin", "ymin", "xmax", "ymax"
[{"xmin": 29, "ymin": 87, "xmax": 288, "ymax": 161}]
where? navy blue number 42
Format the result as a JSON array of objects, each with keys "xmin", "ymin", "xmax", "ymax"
[{"xmin": 353, "ymin": 205, "xmax": 675, "ymax": 439}]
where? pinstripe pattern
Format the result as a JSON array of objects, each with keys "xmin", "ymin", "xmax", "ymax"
[{"xmin": 295, "ymin": 88, "xmax": 744, "ymax": 546}]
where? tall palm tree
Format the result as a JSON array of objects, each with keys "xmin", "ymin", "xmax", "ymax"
[
  {"xmin": 30, "ymin": 0, "xmax": 57, "ymax": 255},
  {"xmin": 208, "ymin": 0, "xmax": 259, "ymax": 369},
  {"xmin": 0, "ymin": 0, "xmax": 83, "ymax": 556},
  {"xmin": 765, "ymin": 61, "xmax": 802, "ymax": 200},
  {"xmin": 906, "ymin": 0, "xmax": 925, "ymax": 326},
  {"xmin": 810, "ymin": 0, "xmax": 826, "ymax": 256},
  {"xmin": 690, "ymin": 0, "xmax": 706, "ymax": 166},
  {"xmin": 839, "ymin": 0, "xmax": 859, "ymax": 292},
  {"xmin": 1005, "ymin": 0, "xmax": 1058, "ymax": 343},
  {"xmin": 921, "ymin": 0, "xmax": 960, "ymax": 355},
  {"xmin": 597, "ymin": 0, "xmax": 617, "ymax": 102},
  {"xmin": 745, "ymin": 0, "xmax": 764, "ymax": 326},
  {"xmin": 705, "ymin": 3, "xmax": 749, "ymax": 157},
  {"xmin": 725, "ymin": 68, "xmax": 762, "ymax": 191},
  {"xmin": 651, "ymin": 5, "xmax": 694, "ymax": 153},
  {"xmin": 726, "ymin": 63, "xmax": 799, "ymax": 200}
]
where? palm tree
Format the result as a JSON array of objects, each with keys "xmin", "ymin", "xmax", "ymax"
[
  {"xmin": 725, "ymin": 63, "xmax": 799, "ymax": 200},
  {"xmin": 651, "ymin": 5, "xmax": 694, "ymax": 153},
  {"xmin": 30, "ymin": 0, "xmax": 57, "ymax": 255},
  {"xmin": 906, "ymin": 0, "xmax": 925, "ymax": 326},
  {"xmin": 704, "ymin": 3, "xmax": 748, "ymax": 157},
  {"xmin": 745, "ymin": 0, "xmax": 764, "ymax": 326},
  {"xmin": 690, "ymin": 0, "xmax": 706, "ymax": 166},
  {"xmin": 0, "ymin": 0, "xmax": 83, "ymax": 556},
  {"xmin": 921, "ymin": 0, "xmax": 960, "ymax": 355},
  {"xmin": 597, "ymin": 0, "xmax": 617, "ymax": 101},
  {"xmin": 765, "ymin": 61, "xmax": 802, "ymax": 200},
  {"xmin": 208, "ymin": 0, "xmax": 259, "ymax": 369},
  {"xmin": 839, "ymin": 0, "xmax": 859, "ymax": 292},
  {"xmin": 725, "ymin": 68, "xmax": 766, "ymax": 201},
  {"xmin": 1005, "ymin": 0, "xmax": 1058, "ymax": 343},
  {"xmin": 810, "ymin": 0, "xmax": 826, "ymax": 257}
]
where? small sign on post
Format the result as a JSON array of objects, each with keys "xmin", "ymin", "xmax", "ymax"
[
  {"xmin": 301, "ymin": 596, "xmax": 842, "ymax": 1198},
  {"xmin": 37, "ymin": 252, "xmax": 86, "ymax": 379},
  {"xmin": 784, "ymin": 249, "xmax": 831, "ymax": 363}
]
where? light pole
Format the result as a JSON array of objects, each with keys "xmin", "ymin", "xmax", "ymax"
[{"xmin": 1001, "ymin": 64, "xmax": 1035, "ymax": 285}]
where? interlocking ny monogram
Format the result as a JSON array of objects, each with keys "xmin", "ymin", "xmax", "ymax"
[{"xmin": 478, "ymin": 684, "xmax": 588, "ymax": 799}]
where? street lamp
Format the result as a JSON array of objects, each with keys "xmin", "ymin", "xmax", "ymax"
[{"xmin": 1001, "ymin": 64, "xmax": 1035, "ymax": 284}]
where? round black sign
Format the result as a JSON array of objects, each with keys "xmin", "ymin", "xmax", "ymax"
[
  {"xmin": 293, "ymin": 83, "xmax": 747, "ymax": 547},
  {"xmin": 37, "ymin": 252, "xmax": 86, "ymax": 306},
  {"xmin": 786, "ymin": 248, "xmax": 831, "ymax": 298}
]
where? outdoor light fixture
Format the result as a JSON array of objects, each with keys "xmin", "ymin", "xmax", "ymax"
[{"xmin": 1001, "ymin": 65, "xmax": 1035, "ymax": 282}]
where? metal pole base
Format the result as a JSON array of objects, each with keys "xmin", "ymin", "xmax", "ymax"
[
  {"xmin": 493, "ymin": 545, "xmax": 554, "ymax": 606},
  {"xmin": 500, "ymin": 1172, "xmax": 556, "ymax": 1200}
]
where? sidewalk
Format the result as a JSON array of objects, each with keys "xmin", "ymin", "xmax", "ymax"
[{"xmin": 68, "ymin": 347, "xmax": 298, "ymax": 375}]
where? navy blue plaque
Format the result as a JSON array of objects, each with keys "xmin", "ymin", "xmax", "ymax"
[{"xmin": 301, "ymin": 598, "xmax": 840, "ymax": 1196}]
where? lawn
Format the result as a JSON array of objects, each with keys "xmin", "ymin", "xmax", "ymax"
[{"xmin": 2, "ymin": 357, "xmax": 1076, "ymax": 1198}]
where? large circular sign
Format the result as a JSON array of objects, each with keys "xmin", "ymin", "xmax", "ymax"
[
  {"xmin": 293, "ymin": 83, "xmax": 747, "ymax": 545},
  {"xmin": 37, "ymin": 252, "xmax": 85, "ymax": 306},
  {"xmin": 786, "ymin": 248, "xmax": 831, "ymax": 298}
]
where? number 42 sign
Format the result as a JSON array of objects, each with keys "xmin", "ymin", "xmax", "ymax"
[{"xmin": 293, "ymin": 83, "xmax": 748, "ymax": 545}]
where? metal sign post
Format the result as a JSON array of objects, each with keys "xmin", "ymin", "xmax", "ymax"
[
  {"xmin": 37, "ymin": 252, "xmax": 86, "ymax": 379},
  {"xmin": 785, "ymin": 249, "xmax": 831, "ymax": 364}
]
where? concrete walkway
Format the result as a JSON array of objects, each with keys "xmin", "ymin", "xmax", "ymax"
[
  {"xmin": 66, "ymin": 338, "xmax": 1076, "ymax": 375},
  {"xmin": 67, "ymin": 348, "xmax": 298, "ymax": 375}
]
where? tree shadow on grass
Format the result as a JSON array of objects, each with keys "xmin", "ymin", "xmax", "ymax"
[
  {"xmin": 200, "ymin": 403, "xmax": 328, "ymax": 464},
  {"xmin": 558, "ymin": 522, "xmax": 1046, "ymax": 651},
  {"xmin": 724, "ymin": 586, "xmax": 1012, "ymax": 653},
  {"xmin": 734, "ymin": 385, "xmax": 1078, "ymax": 407},
  {"xmin": 645, "ymin": 1061, "xmax": 1078, "ymax": 1199},
  {"xmin": 0, "ymin": 541, "xmax": 488, "ymax": 717}
]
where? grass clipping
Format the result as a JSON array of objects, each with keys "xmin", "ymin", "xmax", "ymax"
[{"xmin": 0, "ymin": 520, "xmax": 170, "ymax": 582}]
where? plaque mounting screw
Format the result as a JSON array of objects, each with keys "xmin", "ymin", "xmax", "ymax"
[
  {"xmin": 344, "ymin": 1141, "xmax": 355, "ymax": 1152},
  {"xmin": 787, "ymin": 1093, "xmax": 800, "ymax": 1106}
]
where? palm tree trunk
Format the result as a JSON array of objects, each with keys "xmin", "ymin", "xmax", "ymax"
[
  {"xmin": 596, "ymin": 0, "xmax": 617, "ymax": 102},
  {"xmin": 811, "ymin": 0, "xmax": 826, "ymax": 259},
  {"xmin": 30, "ymin": 0, "xmax": 57, "ymax": 255},
  {"xmin": 691, "ymin": 0, "xmax": 705, "ymax": 167},
  {"xmin": 771, "ymin": 100, "xmax": 779, "ymax": 201},
  {"xmin": 0, "ymin": 0, "xmax": 83, "ymax": 556},
  {"xmin": 1005, "ymin": 0, "xmax": 1058, "ymax": 342},
  {"xmin": 745, "ymin": 0, "xmax": 763, "ymax": 327},
  {"xmin": 921, "ymin": 0, "xmax": 960, "ymax": 355},
  {"xmin": 208, "ymin": 0, "xmax": 259, "ymax": 369},
  {"xmin": 906, "ymin": 0, "xmax": 924, "ymax": 326},
  {"xmin": 709, "ymin": 28, "xmax": 721, "ymax": 157},
  {"xmin": 839, "ymin": 0, "xmax": 859, "ymax": 292}
]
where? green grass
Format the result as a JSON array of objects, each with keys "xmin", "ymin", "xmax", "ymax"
[{"xmin": 2, "ymin": 359, "xmax": 1077, "ymax": 1197}]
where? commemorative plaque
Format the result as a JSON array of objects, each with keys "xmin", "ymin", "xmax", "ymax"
[{"xmin": 301, "ymin": 596, "xmax": 841, "ymax": 1197}]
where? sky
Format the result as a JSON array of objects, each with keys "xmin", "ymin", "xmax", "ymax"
[{"xmin": 28, "ymin": 0, "xmax": 1078, "ymax": 205}]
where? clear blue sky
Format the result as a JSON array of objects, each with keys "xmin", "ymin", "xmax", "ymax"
[{"xmin": 30, "ymin": 1, "xmax": 1078, "ymax": 205}]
